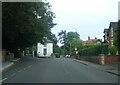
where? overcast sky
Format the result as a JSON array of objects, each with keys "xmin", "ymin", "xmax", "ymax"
[{"xmin": 47, "ymin": 0, "xmax": 119, "ymax": 46}]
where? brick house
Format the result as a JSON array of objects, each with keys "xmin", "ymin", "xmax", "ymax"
[
  {"xmin": 83, "ymin": 36, "xmax": 102, "ymax": 45},
  {"xmin": 103, "ymin": 22, "xmax": 118, "ymax": 47}
]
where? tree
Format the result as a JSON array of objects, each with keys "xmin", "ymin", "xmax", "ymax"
[
  {"xmin": 58, "ymin": 30, "xmax": 82, "ymax": 55},
  {"xmin": 2, "ymin": 2, "xmax": 55, "ymax": 57},
  {"xmin": 69, "ymin": 38, "xmax": 82, "ymax": 55},
  {"xmin": 58, "ymin": 30, "xmax": 67, "ymax": 55},
  {"xmin": 67, "ymin": 31, "xmax": 80, "ymax": 42},
  {"xmin": 66, "ymin": 32, "xmax": 81, "ymax": 55},
  {"xmin": 58, "ymin": 30, "xmax": 67, "ymax": 44},
  {"xmin": 113, "ymin": 33, "xmax": 118, "ymax": 46},
  {"xmin": 47, "ymin": 32, "xmax": 57, "ymax": 45},
  {"xmin": 118, "ymin": 20, "xmax": 120, "ymax": 54}
]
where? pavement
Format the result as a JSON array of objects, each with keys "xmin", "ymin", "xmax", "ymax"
[
  {"xmin": 72, "ymin": 58, "xmax": 120, "ymax": 76},
  {"xmin": 0, "ymin": 58, "xmax": 21, "ymax": 72}
]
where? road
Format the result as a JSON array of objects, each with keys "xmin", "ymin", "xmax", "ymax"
[{"xmin": 2, "ymin": 56, "xmax": 118, "ymax": 83}]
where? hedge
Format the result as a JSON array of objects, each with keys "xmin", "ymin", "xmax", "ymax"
[
  {"xmin": 108, "ymin": 46, "xmax": 118, "ymax": 55},
  {"xmin": 79, "ymin": 44, "xmax": 108, "ymax": 56}
]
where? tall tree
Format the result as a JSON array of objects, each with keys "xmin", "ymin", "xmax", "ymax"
[
  {"xmin": 58, "ymin": 30, "xmax": 67, "ymax": 55},
  {"xmin": 70, "ymin": 38, "xmax": 82, "ymax": 55},
  {"xmin": 58, "ymin": 31, "xmax": 82, "ymax": 55},
  {"xmin": 66, "ymin": 31, "xmax": 81, "ymax": 55},
  {"xmin": 58, "ymin": 30, "xmax": 67, "ymax": 44},
  {"xmin": 118, "ymin": 20, "xmax": 120, "ymax": 54},
  {"xmin": 47, "ymin": 32, "xmax": 57, "ymax": 45},
  {"xmin": 2, "ymin": 2, "xmax": 55, "ymax": 57},
  {"xmin": 67, "ymin": 31, "xmax": 80, "ymax": 42}
]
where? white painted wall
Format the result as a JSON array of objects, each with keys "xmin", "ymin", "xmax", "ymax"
[{"xmin": 37, "ymin": 43, "xmax": 53, "ymax": 57}]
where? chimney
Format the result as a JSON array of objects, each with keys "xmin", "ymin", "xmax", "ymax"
[
  {"xmin": 88, "ymin": 36, "xmax": 90, "ymax": 40},
  {"xmin": 95, "ymin": 37, "xmax": 97, "ymax": 39}
]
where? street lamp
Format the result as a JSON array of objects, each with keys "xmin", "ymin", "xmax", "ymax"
[{"xmin": 75, "ymin": 47, "xmax": 78, "ymax": 54}]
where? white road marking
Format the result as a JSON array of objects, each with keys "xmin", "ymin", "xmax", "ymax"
[
  {"xmin": 0, "ymin": 78, "xmax": 8, "ymax": 82},
  {"xmin": 11, "ymin": 73, "xmax": 16, "ymax": 77},
  {"xmin": 18, "ymin": 70, "xmax": 22, "ymax": 72},
  {"xmin": 23, "ymin": 68, "xmax": 27, "ymax": 70},
  {"xmin": 28, "ymin": 65, "xmax": 32, "ymax": 68}
]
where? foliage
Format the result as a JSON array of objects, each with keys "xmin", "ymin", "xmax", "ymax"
[
  {"xmin": 118, "ymin": 20, "xmax": 120, "ymax": 54},
  {"xmin": 113, "ymin": 33, "xmax": 118, "ymax": 46},
  {"xmin": 58, "ymin": 31, "xmax": 82, "ymax": 55},
  {"xmin": 28, "ymin": 45, "xmax": 37, "ymax": 54},
  {"xmin": 58, "ymin": 30, "xmax": 67, "ymax": 44},
  {"xmin": 69, "ymin": 38, "xmax": 82, "ymax": 55},
  {"xmin": 108, "ymin": 46, "xmax": 118, "ymax": 55},
  {"xmin": 47, "ymin": 32, "xmax": 57, "ymax": 44},
  {"xmin": 67, "ymin": 32, "xmax": 80, "ymax": 42},
  {"xmin": 79, "ymin": 44, "xmax": 108, "ymax": 56},
  {"xmin": 54, "ymin": 53, "xmax": 60, "ymax": 58},
  {"xmin": 58, "ymin": 30, "xmax": 67, "ymax": 55},
  {"xmin": 53, "ymin": 46, "xmax": 65, "ymax": 55},
  {"xmin": 2, "ymin": 2, "xmax": 55, "ymax": 57}
]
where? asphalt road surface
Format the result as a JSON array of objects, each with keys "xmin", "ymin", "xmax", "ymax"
[{"xmin": 2, "ymin": 56, "xmax": 119, "ymax": 83}]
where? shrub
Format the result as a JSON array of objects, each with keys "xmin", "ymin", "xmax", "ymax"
[
  {"xmin": 79, "ymin": 44, "xmax": 108, "ymax": 56},
  {"xmin": 54, "ymin": 53, "xmax": 60, "ymax": 58},
  {"xmin": 108, "ymin": 46, "xmax": 118, "ymax": 55}
]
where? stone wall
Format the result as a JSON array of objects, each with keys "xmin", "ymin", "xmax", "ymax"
[{"xmin": 80, "ymin": 55, "xmax": 120, "ymax": 65}]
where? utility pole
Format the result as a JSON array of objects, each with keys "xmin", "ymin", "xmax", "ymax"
[
  {"xmin": 70, "ymin": 41, "xmax": 71, "ymax": 56},
  {"xmin": 75, "ymin": 28, "xmax": 78, "ymax": 59}
]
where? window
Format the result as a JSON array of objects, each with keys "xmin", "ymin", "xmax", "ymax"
[
  {"xmin": 44, "ymin": 43, "xmax": 47, "ymax": 47},
  {"xmin": 44, "ymin": 49, "xmax": 47, "ymax": 55}
]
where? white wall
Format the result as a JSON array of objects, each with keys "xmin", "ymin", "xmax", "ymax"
[{"xmin": 37, "ymin": 43, "xmax": 53, "ymax": 57}]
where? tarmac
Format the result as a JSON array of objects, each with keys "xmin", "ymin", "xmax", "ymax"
[
  {"xmin": 0, "ymin": 57, "xmax": 119, "ymax": 76},
  {"xmin": 72, "ymin": 59, "xmax": 120, "ymax": 76},
  {"xmin": 0, "ymin": 58, "xmax": 21, "ymax": 73}
]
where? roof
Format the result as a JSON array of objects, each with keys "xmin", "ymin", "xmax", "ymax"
[
  {"xmin": 109, "ymin": 22, "xmax": 118, "ymax": 31},
  {"xmin": 103, "ymin": 28, "xmax": 109, "ymax": 33},
  {"xmin": 83, "ymin": 39, "xmax": 102, "ymax": 45}
]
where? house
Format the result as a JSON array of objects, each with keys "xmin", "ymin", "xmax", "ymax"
[
  {"xmin": 103, "ymin": 22, "xmax": 118, "ymax": 47},
  {"xmin": 83, "ymin": 36, "xmax": 102, "ymax": 45},
  {"xmin": 37, "ymin": 40, "xmax": 53, "ymax": 57},
  {"xmin": 103, "ymin": 28, "xmax": 109, "ymax": 43}
]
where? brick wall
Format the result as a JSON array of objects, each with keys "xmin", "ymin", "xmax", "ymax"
[
  {"xmin": 80, "ymin": 55, "xmax": 120, "ymax": 65},
  {"xmin": 104, "ymin": 55, "xmax": 120, "ymax": 64},
  {"xmin": 2, "ymin": 50, "xmax": 14, "ymax": 62}
]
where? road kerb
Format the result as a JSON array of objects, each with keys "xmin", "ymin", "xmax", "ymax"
[
  {"xmin": 72, "ymin": 59, "xmax": 119, "ymax": 76},
  {"xmin": 0, "ymin": 63, "xmax": 14, "ymax": 72}
]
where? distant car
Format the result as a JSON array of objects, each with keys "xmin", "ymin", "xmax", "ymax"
[{"xmin": 65, "ymin": 55, "xmax": 70, "ymax": 58}]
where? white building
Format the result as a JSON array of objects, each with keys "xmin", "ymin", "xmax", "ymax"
[{"xmin": 37, "ymin": 40, "xmax": 53, "ymax": 57}]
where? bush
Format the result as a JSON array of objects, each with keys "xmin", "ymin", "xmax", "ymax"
[
  {"xmin": 54, "ymin": 53, "xmax": 60, "ymax": 58},
  {"xmin": 109, "ymin": 46, "xmax": 118, "ymax": 55},
  {"xmin": 14, "ymin": 50, "xmax": 22, "ymax": 58},
  {"xmin": 79, "ymin": 44, "xmax": 108, "ymax": 56},
  {"xmin": 118, "ymin": 20, "xmax": 120, "ymax": 54}
]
